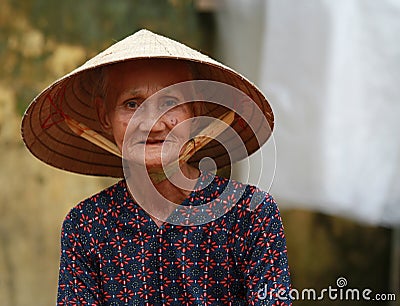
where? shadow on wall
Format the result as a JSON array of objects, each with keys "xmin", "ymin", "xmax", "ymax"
[{"xmin": 282, "ymin": 209, "xmax": 392, "ymax": 306}]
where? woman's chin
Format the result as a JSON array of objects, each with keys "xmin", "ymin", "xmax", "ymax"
[{"xmin": 126, "ymin": 156, "xmax": 176, "ymax": 171}]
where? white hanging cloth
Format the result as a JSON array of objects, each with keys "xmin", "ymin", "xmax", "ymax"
[{"xmin": 218, "ymin": 0, "xmax": 400, "ymax": 226}]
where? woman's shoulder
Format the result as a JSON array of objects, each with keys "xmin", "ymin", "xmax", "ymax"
[
  {"xmin": 198, "ymin": 171, "xmax": 278, "ymax": 216},
  {"xmin": 63, "ymin": 179, "xmax": 128, "ymax": 226},
  {"xmin": 202, "ymin": 173, "xmax": 283, "ymax": 240}
]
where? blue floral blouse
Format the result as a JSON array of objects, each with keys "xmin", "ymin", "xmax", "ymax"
[{"xmin": 57, "ymin": 172, "xmax": 291, "ymax": 305}]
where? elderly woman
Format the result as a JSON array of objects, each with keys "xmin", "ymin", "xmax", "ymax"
[{"xmin": 21, "ymin": 29, "xmax": 291, "ymax": 305}]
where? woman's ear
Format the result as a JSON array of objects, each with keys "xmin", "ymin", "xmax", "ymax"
[{"xmin": 95, "ymin": 97, "xmax": 113, "ymax": 135}]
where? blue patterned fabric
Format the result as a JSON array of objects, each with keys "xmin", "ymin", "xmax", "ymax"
[{"xmin": 57, "ymin": 172, "xmax": 291, "ymax": 305}]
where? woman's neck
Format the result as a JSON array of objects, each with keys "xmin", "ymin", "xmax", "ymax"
[{"xmin": 126, "ymin": 163, "xmax": 200, "ymax": 225}]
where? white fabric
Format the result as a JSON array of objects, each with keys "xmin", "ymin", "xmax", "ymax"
[{"xmin": 219, "ymin": 0, "xmax": 400, "ymax": 226}]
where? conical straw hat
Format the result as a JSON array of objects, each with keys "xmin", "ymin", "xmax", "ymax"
[{"xmin": 21, "ymin": 29, "xmax": 274, "ymax": 177}]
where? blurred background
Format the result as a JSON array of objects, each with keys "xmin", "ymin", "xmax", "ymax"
[{"xmin": 0, "ymin": 0, "xmax": 399, "ymax": 305}]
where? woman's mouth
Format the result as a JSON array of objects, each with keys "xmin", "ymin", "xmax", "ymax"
[{"xmin": 142, "ymin": 139, "xmax": 165, "ymax": 145}]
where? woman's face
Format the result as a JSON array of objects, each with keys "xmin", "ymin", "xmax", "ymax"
[{"xmin": 97, "ymin": 59, "xmax": 196, "ymax": 170}]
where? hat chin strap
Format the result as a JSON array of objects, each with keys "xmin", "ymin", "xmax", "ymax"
[
  {"xmin": 64, "ymin": 115, "xmax": 122, "ymax": 158},
  {"xmin": 65, "ymin": 111, "xmax": 235, "ymax": 183}
]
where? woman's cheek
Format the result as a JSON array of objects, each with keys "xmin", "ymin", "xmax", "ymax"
[{"xmin": 111, "ymin": 118, "xmax": 129, "ymax": 150}]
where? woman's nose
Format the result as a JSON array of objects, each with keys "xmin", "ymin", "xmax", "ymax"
[
  {"xmin": 138, "ymin": 117, "xmax": 166, "ymax": 133},
  {"xmin": 136, "ymin": 104, "xmax": 166, "ymax": 133}
]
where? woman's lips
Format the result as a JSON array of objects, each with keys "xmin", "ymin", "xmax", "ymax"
[
  {"xmin": 143, "ymin": 139, "xmax": 165, "ymax": 145},
  {"xmin": 127, "ymin": 137, "xmax": 174, "ymax": 147}
]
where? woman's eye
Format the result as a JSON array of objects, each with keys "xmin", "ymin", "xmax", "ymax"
[
  {"xmin": 125, "ymin": 100, "xmax": 139, "ymax": 109},
  {"xmin": 161, "ymin": 98, "xmax": 178, "ymax": 108}
]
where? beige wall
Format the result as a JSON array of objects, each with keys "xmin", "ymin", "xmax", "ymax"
[{"xmin": 0, "ymin": 70, "xmax": 115, "ymax": 305}]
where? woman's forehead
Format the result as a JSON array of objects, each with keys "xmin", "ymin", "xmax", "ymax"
[{"xmin": 104, "ymin": 60, "xmax": 193, "ymax": 97}]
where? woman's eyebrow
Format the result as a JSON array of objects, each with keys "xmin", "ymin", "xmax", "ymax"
[
  {"xmin": 117, "ymin": 88, "xmax": 144, "ymax": 101},
  {"xmin": 158, "ymin": 88, "xmax": 187, "ymax": 99},
  {"xmin": 127, "ymin": 88, "xmax": 144, "ymax": 96}
]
